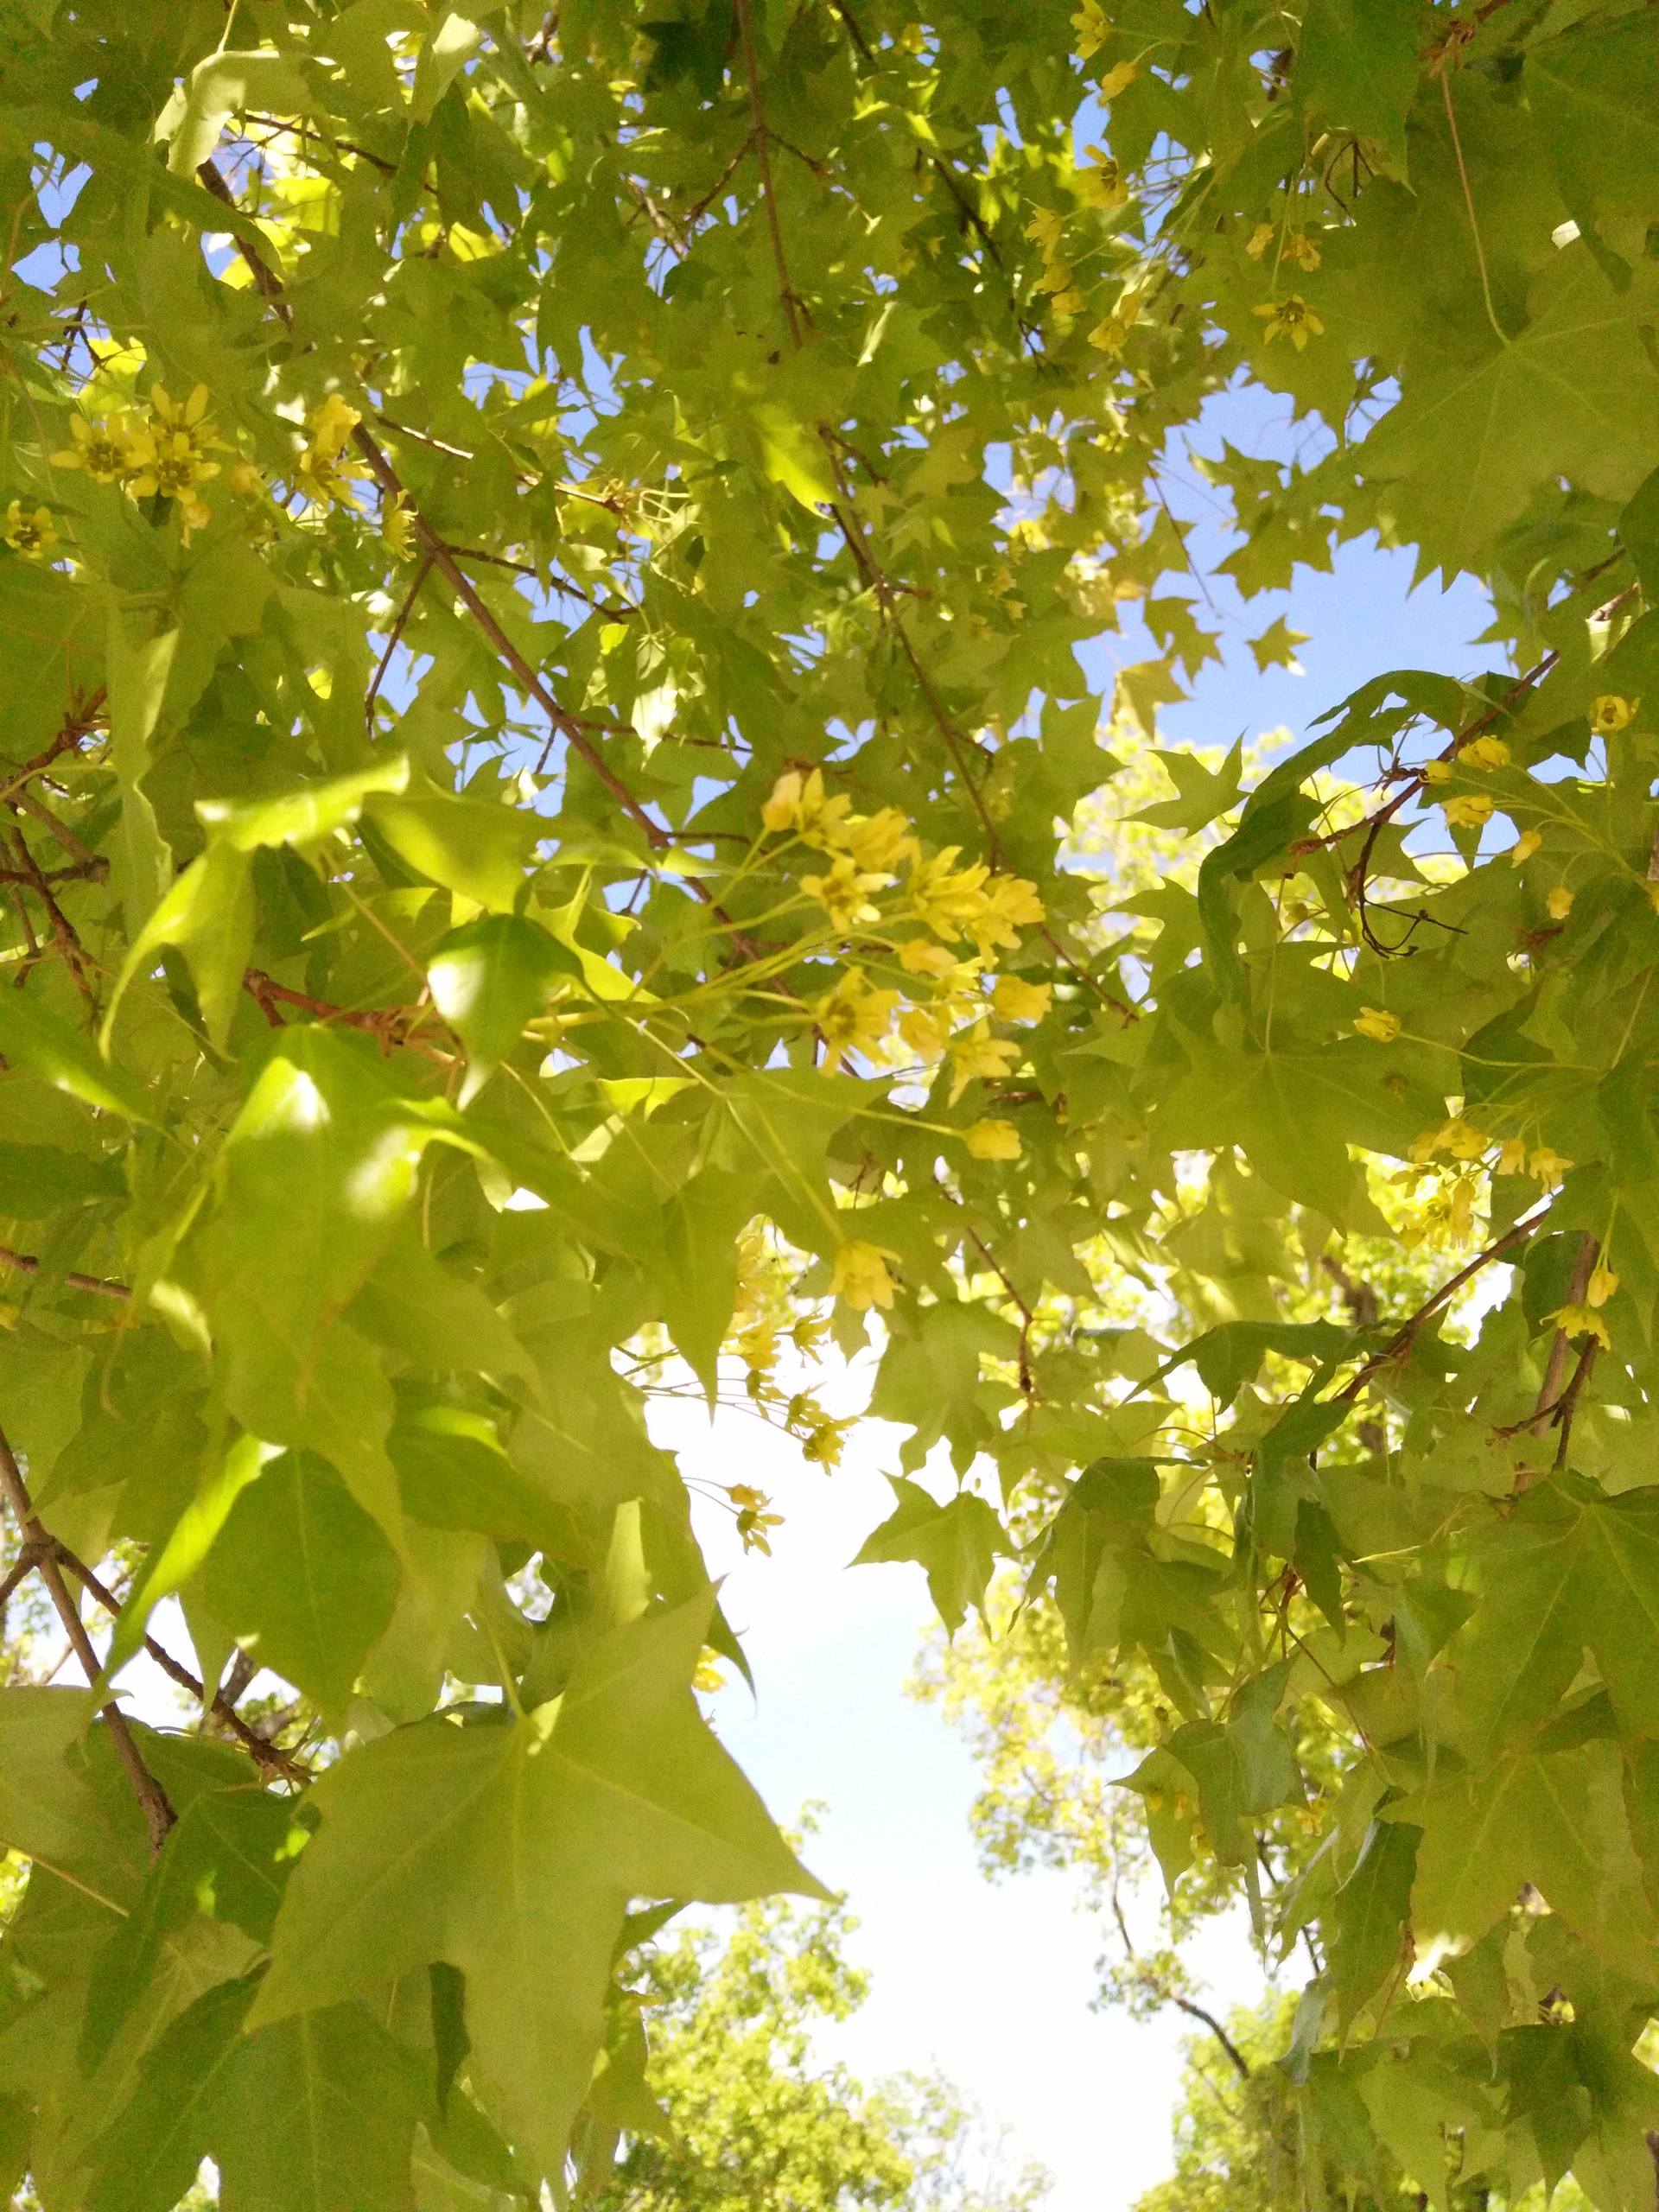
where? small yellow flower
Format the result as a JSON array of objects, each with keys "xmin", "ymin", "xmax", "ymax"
[
  {"xmin": 692, "ymin": 1648, "xmax": 726, "ymax": 1693},
  {"xmin": 991, "ymin": 976, "xmax": 1052, "ymax": 1024},
  {"xmin": 798, "ymin": 1412, "xmax": 853, "ymax": 1469},
  {"xmin": 1420, "ymin": 759, "xmax": 1453, "ymax": 785},
  {"xmin": 1441, "ymin": 1118, "xmax": 1489, "ymax": 1161},
  {"xmin": 2, "ymin": 501, "xmax": 57, "ymax": 558},
  {"xmin": 763, "ymin": 768, "xmax": 807, "ymax": 834},
  {"xmin": 1253, "ymin": 295, "xmax": 1324, "ymax": 350},
  {"xmin": 947, "ymin": 1023, "xmax": 1020, "ymax": 1103},
  {"xmin": 899, "ymin": 938, "xmax": 958, "ymax": 981},
  {"xmin": 1071, "ymin": 1, "xmax": 1109, "ymax": 58},
  {"xmin": 1244, "ymin": 221, "xmax": 1274, "ymax": 260},
  {"xmin": 149, "ymin": 382, "xmax": 214, "ymax": 436},
  {"xmin": 127, "ymin": 427, "xmax": 220, "ymax": 515},
  {"xmin": 1546, "ymin": 1302, "xmax": 1611, "ymax": 1351},
  {"xmin": 763, "ymin": 766, "xmax": 853, "ymax": 846},
  {"xmin": 49, "ymin": 411, "xmax": 133, "ymax": 484},
  {"xmin": 1025, "ymin": 207, "xmax": 1066, "ymax": 257},
  {"xmin": 842, "ymin": 808, "xmax": 918, "ymax": 874},
  {"xmin": 1460, "ymin": 735, "xmax": 1511, "ymax": 771},
  {"xmin": 1529, "ymin": 1146, "xmax": 1571, "ymax": 1186},
  {"xmin": 1497, "ymin": 1135, "xmax": 1529, "ymax": 1175},
  {"xmin": 727, "ymin": 1483, "xmax": 785, "ymax": 1554},
  {"xmin": 383, "ymin": 492, "xmax": 416, "ymax": 560},
  {"xmin": 967, "ymin": 874, "xmax": 1045, "ymax": 955},
  {"xmin": 965, "ymin": 1119, "xmax": 1022, "ymax": 1160},
  {"xmin": 1074, "ymin": 147, "xmax": 1127, "ymax": 211},
  {"xmin": 1443, "ymin": 793, "xmax": 1494, "ymax": 830},
  {"xmin": 1446, "ymin": 1175, "xmax": 1476, "ymax": 1246},
  {"xmin": 814, "ymin": 968, "xmax": 899, "ymax": 1071},
  {"xmin": 1586, "ymin": 1262, "xmax": 1619, "ymax": 1309},
  {"xmin": 1546, "ymin": 885, "xmax": 1573, "ymax": 921},
  {"xmin": 1510, "ymin": 830, "xmax": 1541, "ymax": 867},
  {"xmin": 1286, "ymin": 230, "xmax": 1321, "ymax": 272},
  {"xmin": 910, "ymin": 848, "xmax": 994, "ymax": 939},
  {"xmin": 1408, "ymin": 1128, "xmax": 1443, "ymax": 1165},
  {"xmin": 802, "ymin": 854, "xmax": 891, "ymax": 930},
  {"xmin": 1353, "ymin": 1006, "xmax": 1401, "ymax": 1043},
  {"xmin": 898, "ymin": 1004, "xmax": 952, "ymax": 1064},
  {"xmin": 1591, "ymin": 695, "xmax": 1637, "ymax": 735},
  {"xmin": 307, "ymin": 392, "xmax": 361, "ymax": 457},
  {"xmin": 297, "ymin": 440, "xmax": 372, "ymax": 512},
  {"xmin": 228, "ymin": 460, "xmax": 265, "ymax": 499},
  {"xmin": 832, "ymin": 1240, "xmax": 900, "ymax": 1312}
]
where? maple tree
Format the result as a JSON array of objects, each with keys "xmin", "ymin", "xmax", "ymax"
[{"xmin": 2, "ymin": 0, "xmax": 1659, "ymax": 2206}]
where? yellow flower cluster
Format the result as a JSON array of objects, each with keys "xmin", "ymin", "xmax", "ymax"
[
  {"xmin": 52, "ymin": 383, "xmax": 233, "ymax": 538},
  {"xmin": 1408, "ymin": 1116, "xmax": 1569, "ymax": 1185},
  {"xmin": 1353, "ymin": 1005, "xmax": 1401, "ymax": 1043},
  {"xmin": 1245, "ymin": 222, "xmax": 1321, "ymax": 272},
  {"xmin": 1025, "ymin": 204, "xmax": 1088, "ymax": 319}
]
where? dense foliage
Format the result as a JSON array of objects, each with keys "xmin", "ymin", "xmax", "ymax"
[{"xmin": 3, "ymin": 0, "xmax": 1659, "ymax": 2206}]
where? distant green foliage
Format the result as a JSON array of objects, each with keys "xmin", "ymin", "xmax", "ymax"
[{"xmin": 593, "ymin": 1890, "xmax": 1049, "ymax": 2212}]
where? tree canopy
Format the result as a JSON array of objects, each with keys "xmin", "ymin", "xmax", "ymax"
[{"xmin": 3, "ymin": 1, "xmax": 1659, "ymax": 2207}]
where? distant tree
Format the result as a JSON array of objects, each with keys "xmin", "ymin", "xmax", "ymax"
[{"xmin": 593, "ymin": 1887, "xmax": 1049, "ymax": 2212}]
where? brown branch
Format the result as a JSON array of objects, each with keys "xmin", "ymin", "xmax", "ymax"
[
  {"xmin": 1510, "ymin": 1231, "xmax": 1601, "ymax": 1485},
  {"xmin": 1551, "ymin": 1333, "xmax": 1599, "ymax": 1470},
  {"xmin": 63, "ymin": 1554, "xmax": 309, "ymax": 1785},
  {"xmin": 365, "ymin": 550, "xmax": 433, "ymax": 734},
  {"xmin": 732, "ymin": 0, "xmax": 805, "ymax": 346},
  {"xmin": 8, "ymin": 830, "xmax": 92, "ymax": 995},
  {"xmin": 1109, "ymin": 1869, "xmax": 1249, "ymax": 2078},
  {"xmin": 0, "ymin": 1244, "xmax": 130, "ymax": 1300},
  {"xmin": 10, "ymin": 785, "xmax": 105, "ymax": 878},
  {"xmin": 0, "ymin": 1427, "xmax": 175, "ymax": 1850},
  {"xmin": 1337, "ymin": 1201, "xmax": 1552, "ymax": 1405}
]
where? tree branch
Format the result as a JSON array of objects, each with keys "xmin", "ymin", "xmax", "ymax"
[
  {"xmin": 62, "ymin": 1554, "xmax": 310, "ymax": 1785},
  {"xmin": 1336, "ymin": 1201, "xmax": 1551, "ymax": 1404},
  {"xmin": 0, "ymin": 1427, "xmax": 175, "ymax": 1851}
]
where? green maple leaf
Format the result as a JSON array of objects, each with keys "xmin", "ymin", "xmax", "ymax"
[
  {"xmin": 1449, "ymin": 1478, "xmax": 1659, "ymax": 1750},
  {"xmin": 251, "ymin": 1593, "xmax": 823, "ymax": 2174},
  {"xmin": 189, "ymin": 1450, "xmax": 402, "ymax": 1721},
  {"xmin": 851, "ymin": 1476, "xmax": 1011, "ymax": 1634},
  {"xmin": 1386, "ymin": 1739, "xmax": 1657, "ymax": 1967},
  {"xmin": 87, "ymin": 1976, "xmax": 425, "ymax": 2212},
  {"xmin": 1363, "ymin": 245, "xmax": 1659, "ymax": 566}
]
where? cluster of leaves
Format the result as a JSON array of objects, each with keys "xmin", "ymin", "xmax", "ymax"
[{"xmin": 3, "ymin": 0, "xmax": 1659, "ymax": 2207}]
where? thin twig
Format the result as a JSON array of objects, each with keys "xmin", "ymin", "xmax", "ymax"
[
  {"xmin": 1337, "ymin": 1202, "xmax": 1552, "ymax": 1405},
  {"xmin": 365, "ymin": 550, "xmax": 433, "ymax": 734},
  {"xmin": 0, "ymin": 1427, "xmax": 175, "ymax": 1851},
  {"xmin": 0, "ymin": 1244, "xmax": 130, "ymax": 1300},
  {"xmin": 732, "ymin": 0, "xmax": 804, "ymax": 346},
  {"xmin": 64, "ymin": 1554, "xmax": 309, "ymax": 1784}
]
